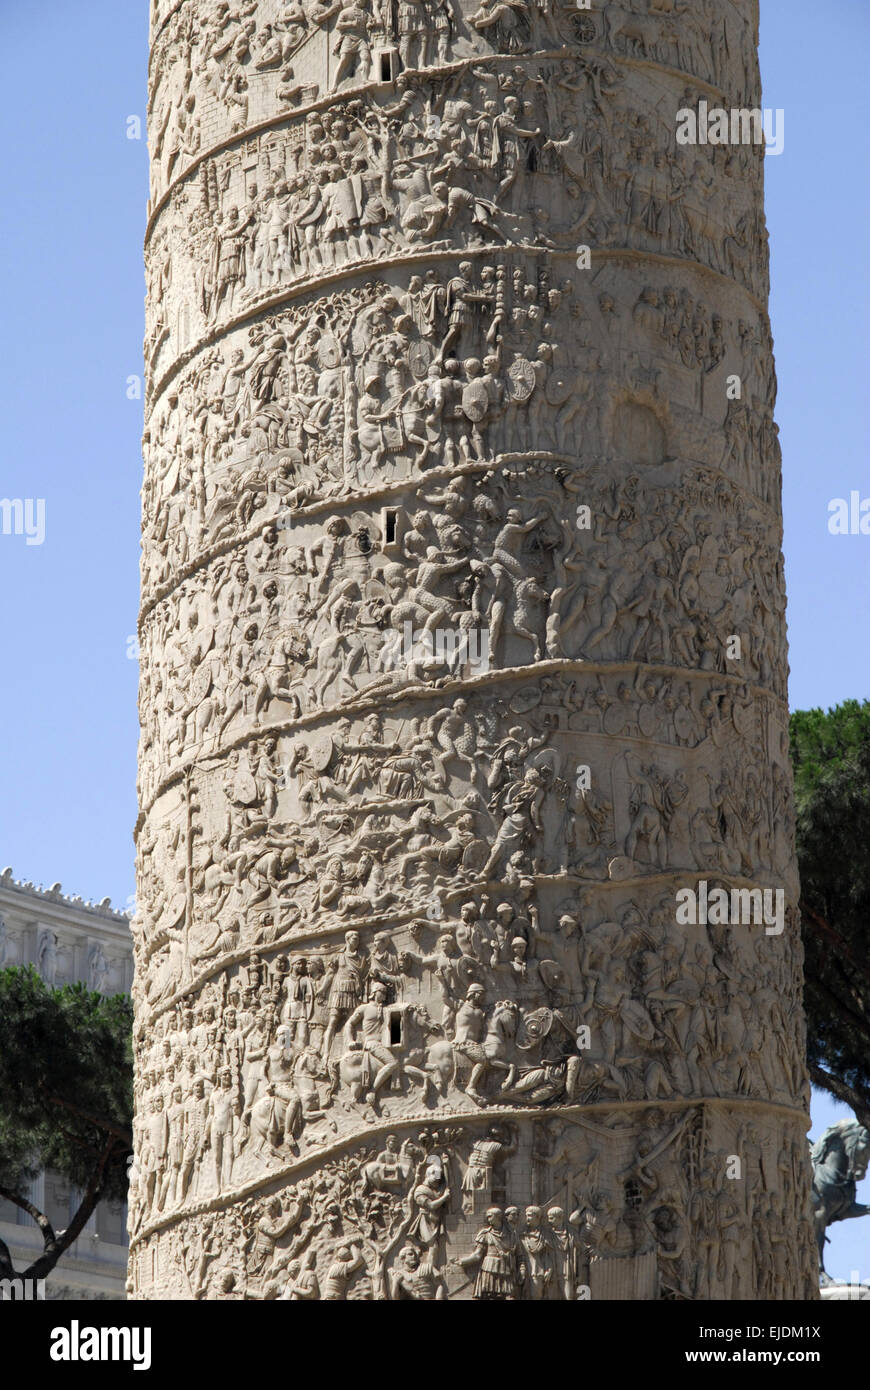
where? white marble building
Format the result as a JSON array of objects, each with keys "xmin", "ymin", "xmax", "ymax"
[{"xmin": 0, "ymin": 870, "xmax": 132, "ymax": 1300}]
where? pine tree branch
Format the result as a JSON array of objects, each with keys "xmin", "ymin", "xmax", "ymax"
[
  {"xmin": 829, "ymin": 953, "xmax": 870, "ymax": 1020},
  {"xmin": 22, "ymin": 1136, "xmax": 122, "ymax": 1283},
  {"xmin": 0, "ymin": 1231, "xmax": 17, "ymax": 1283},
  {"xmin": 804, "ymin": 972, "xmax": 870, "ymax": 1043},
  {"xmin": 808, "ymin": 1063, "xmax": 870, "ymax": 1133},
  {"xmin": 802, "ymin": 902, "xmax": 870, "ymax": 986},
  {"xmin": 0, "ymin": 1185, "xmax": 56, "ymax": 1246},
  {"xmin": 40, "ymin": 1089, "xmax": 133, "ymax": 1149}
]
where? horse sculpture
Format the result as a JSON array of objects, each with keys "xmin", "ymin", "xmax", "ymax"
[
  {"xmin": 335, "ymin": 1002, "xmax": 443, "ymax": 1106},
  {"xmin": 810, "ymin": 1119, "xmax": 870, "ymax": 1278}
]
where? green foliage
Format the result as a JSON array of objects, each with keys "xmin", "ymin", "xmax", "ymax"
[
  {"xmin": 0, "ymin": 966, "xmax": 133, "ymax": 1203},
  {"xmin": 790, "ymin": 700, "xmax": 870, "ymax": 1122}
]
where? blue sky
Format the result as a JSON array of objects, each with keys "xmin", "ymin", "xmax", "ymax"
[{"xmin": 0, "ymin": 0, "xmax": 867, "ymax": 1282}]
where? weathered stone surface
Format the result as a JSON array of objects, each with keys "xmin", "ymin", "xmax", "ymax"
[{"xmin": 131, "ymin": 0, "xmax": 817, "ymax": 1299}]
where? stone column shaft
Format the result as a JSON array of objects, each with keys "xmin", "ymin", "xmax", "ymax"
[{"xmin": 132, "ymin": 0, "xmax": 816, "ymax": 1300}]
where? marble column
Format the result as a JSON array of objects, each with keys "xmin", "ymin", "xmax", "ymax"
[{"xmin": 131, "ymin": 0, "xmax": 816, "ymax": 1300}]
